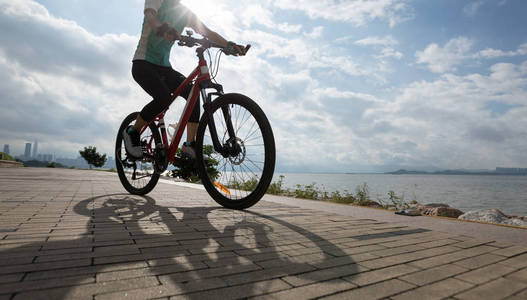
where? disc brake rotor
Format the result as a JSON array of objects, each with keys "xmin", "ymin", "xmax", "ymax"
[{"xmin": 227, "ymin": 137, "xmax": 246, "ymax": 165}]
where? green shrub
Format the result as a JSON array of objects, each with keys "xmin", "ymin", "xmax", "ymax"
[
  {"xmin": 294, "ymin": 183, "xmax": 319, "ymax": 199},
  {"xmin": 388, "ymin": 190, "xmax": 408, "ymax": 210},
  {"xmin": 0, "ymin": 152, "xmax": 15, "ymax": 162},
  {"xmin": 170, "ymin": 145, "xmax": 219, "ymax": 183},
  {"xmin": 267, "ymin": 175, "xmax": 285, "ymax": 195},
  {"xmin": 354, "ymin": 183, "xmax": 370, "ymax": 205}
]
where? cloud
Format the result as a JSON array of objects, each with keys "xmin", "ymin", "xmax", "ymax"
[
  {"xmin": 0, "ymin": 0, "xmax": 146, "ymax": 157},
  {"xmin": 416, "ymin": 37, "xmax": 527, "ymax": 73},
  {"xmin": 273, "ymin": 0, "xmax": 414, "ymax": 27},
  {"xmin": 241, "ymin": 4, "xmax": 302, "ymax": 33},
  {"xmin": 476, "ymin": 43, "xmax": 527, "ymax": 58},
  {"xmin": 355, "ymin": 35, "xmax": 399, "ymax": 47},
  {"xmin": 243, "ymin": 29, "xmax": 381, "ymax": 79},
  {"xmin": 415, "ymin": 37, "xmax": 473, "ymax": 73},
  {"xmin": 378, "ymin": 47, "xmax": 403, "ymax": 59},
  {"xmin": 304, "ymin": 26, "xmax": 324, "ymax": 39},
  {"xmin": 355, "ymin": 36, "xmax": 402, "ymax": 60},
  {"xmin": 463, "ymin": 1, "xmax": 484, "ymax": 17},
  {"xmin": 358, "ymin": 61, "xmax": 527, "ymax": 169}
]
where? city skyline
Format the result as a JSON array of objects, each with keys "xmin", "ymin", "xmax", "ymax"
[
  {"xmin": 2, "ymin": 139, "xmax": 112, "ymax": 160},
  {"xmin": 2, "ymin": 139, "xmax": 116, "ymax": 169}
]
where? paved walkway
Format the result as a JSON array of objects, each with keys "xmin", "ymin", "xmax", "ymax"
[{"xmin": 0, "ymin": 168, "xmax": 526, "ymax": 300}]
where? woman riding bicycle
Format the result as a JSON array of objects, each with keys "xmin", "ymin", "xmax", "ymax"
[{"xmin": 124, "ymin": 0, "xmax": 246, "ymax": 159}]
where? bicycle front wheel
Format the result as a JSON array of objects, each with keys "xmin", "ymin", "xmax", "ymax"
[
  {"xmin": 115, "ymin": 112, "xmax": 161, "ymax": 195},
  {"xmin": 196, "ymin": 93, "xmax": 276, "ymax": 209}
]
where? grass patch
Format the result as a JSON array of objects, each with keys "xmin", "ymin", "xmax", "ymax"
[{"xmin": 228, "ymin": 175, "xmax": 411, "ymax": 209}]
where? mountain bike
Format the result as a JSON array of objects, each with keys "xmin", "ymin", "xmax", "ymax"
[{"xmin": 115, "ymin": 32, "xmax": 275, "ymax": 209}]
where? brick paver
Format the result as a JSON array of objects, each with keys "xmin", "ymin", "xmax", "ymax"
[{"xmin": 1, "ymin": 168, "xmax": 527, "ymax": 299}]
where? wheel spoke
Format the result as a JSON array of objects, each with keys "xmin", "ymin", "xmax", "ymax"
[{"xmin": 195, "ymin": 97, "xmax": 274, "ymax": 208}]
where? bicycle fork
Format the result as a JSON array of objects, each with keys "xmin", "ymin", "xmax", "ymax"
[{"xmin": 201, "ymin": 86, "xmax": 237, "ymax": 158}]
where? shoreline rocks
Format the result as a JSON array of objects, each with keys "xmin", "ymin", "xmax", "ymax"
[
  {"xmin": 423, "ymin": 206, "xmax": 464, "ymax": 218},
  {"xmin": 403, "ymin": 203, "xmax": 527, "ymax": 226},
  {"xmin": 408, "ymin": 203, "xmax": 464, "ymax": 218},
  {"xmin": 458, "ymin": 209, "xmax": 527, "ymax": 227}
]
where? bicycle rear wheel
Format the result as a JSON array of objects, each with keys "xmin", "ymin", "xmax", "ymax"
[
  {"xmin": 115, "ymin": 112, "xmax": 161, "ymax": 195},
  {"xmin": 196, "ymin": 93, "xmax": 276, "ymax": 209}
]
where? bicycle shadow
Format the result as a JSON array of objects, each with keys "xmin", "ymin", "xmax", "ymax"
[{"xmin": 0, "ymin": 193, "xmax": 358, "ymax": 299}]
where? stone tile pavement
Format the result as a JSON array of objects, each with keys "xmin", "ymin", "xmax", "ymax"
[{"xmin": 0, "ymin": 168, "xmax": 526, "ymax": 299}]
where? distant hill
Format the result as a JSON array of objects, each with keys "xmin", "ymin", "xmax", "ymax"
[
  {"xmin": 386, "ymin": 169, "xmax": 429, "ymax": 175},
  {"xmin": 386, "ymin": 168, "xmax": 527, "ymax": 175}
]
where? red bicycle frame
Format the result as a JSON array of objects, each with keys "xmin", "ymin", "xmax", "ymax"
[{"xmin": 141, "ymin": 50, "xmax": 212, "ymax": 163}]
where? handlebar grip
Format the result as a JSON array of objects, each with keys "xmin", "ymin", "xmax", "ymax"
[{"xmin": 223, "ymin": 44, "xmax": 251, "ymax": 56}]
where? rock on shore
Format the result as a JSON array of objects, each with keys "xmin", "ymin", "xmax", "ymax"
[
  {"xmin": 459, "ymin": 209, "xmax": 527, "ymax": 227},
  {"xmin": 422, "ymin": 206, "xmax": 464, "ymax": 218},
  {"xmin": 409, "ymin": 203, "xmax": 464, "ymax": 218}
]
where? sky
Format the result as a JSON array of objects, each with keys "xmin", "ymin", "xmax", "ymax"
[{"xmin": 0, "ymin": 0, "xmax": 526, "ymax": 173}]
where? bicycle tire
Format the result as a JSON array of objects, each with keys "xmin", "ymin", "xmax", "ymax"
[
  {"xmin": 115, "ymin": 112, "xmax": 161, "ymax": 195},
  {"xmin": 195, "ymin": 93, "xmax": 276, "ymax": 209}
]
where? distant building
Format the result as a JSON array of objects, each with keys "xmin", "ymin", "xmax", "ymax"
[
  {"xmin": 32, "ymin": 140, "xmax": 38, "ymax": 158},
  {"xmin": 3, "ymin": 144, "xmax": 9, "ymax": 155},
  {"xmin": 24, "ymin": 143, "xmax": 32, "ymax": 158}
]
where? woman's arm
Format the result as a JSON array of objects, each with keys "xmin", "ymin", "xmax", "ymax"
[
  {"xmin": 187, "ymin": 12, "xmax": 245, "ymax": 55},
  {"xmin": 144, "ymin": 8, "xmax": 161, "ymax": 29},
  {"xmin": 145, "ymin": 8, "xmax": 181, "ymax": 41}
]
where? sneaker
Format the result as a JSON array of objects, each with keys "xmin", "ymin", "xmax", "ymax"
[
  {"xmin": 181, "ymin": 141, "xmax": 196, "ymax": 160},
  {"xmin": 123, "ymin": 125, "xmax": 143, "ymax": 159}
]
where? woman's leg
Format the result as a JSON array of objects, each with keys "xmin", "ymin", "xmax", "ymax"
[
  {"xmin": 124, "ymin": 60, "xmax": 173, "ymax": 158},
  {"xmin": 132, "ymin": 61, "xmax": 174, "ymax": 128},
  {"xmin": 164, "ymin": 69, "xmax": 200, "ymax": 158}
]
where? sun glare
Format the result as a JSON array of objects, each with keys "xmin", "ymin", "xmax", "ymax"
[
  {"xmin": 181, "ymin": 0, "xmax": 218, "ymax": 21},
  {"xmin": 180, "ymin": 0, "xmax": 236, "ymax": 35}
]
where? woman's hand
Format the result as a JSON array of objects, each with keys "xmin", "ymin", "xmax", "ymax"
[{"xmin": 227, "ymin": 42, "xmax": 250, "ymax": 56}]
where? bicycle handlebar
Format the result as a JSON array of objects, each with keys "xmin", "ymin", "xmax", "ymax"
[
  {"xmin": 156, "ymin": 24, "xmax": 249, "ymax": 56},
  {"xmin": 177, "ymin": 33, "xmax": 250, "ymax": 56}
]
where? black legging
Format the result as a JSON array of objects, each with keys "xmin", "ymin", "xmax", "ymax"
[{"xmin": 132, "ymin": 60, "xmax": 199, "ymax": 123}]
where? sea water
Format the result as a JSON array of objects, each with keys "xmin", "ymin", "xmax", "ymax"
[{"xmin": 272, "ymin": 173, "xmax": 527, "ymax": 215}]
